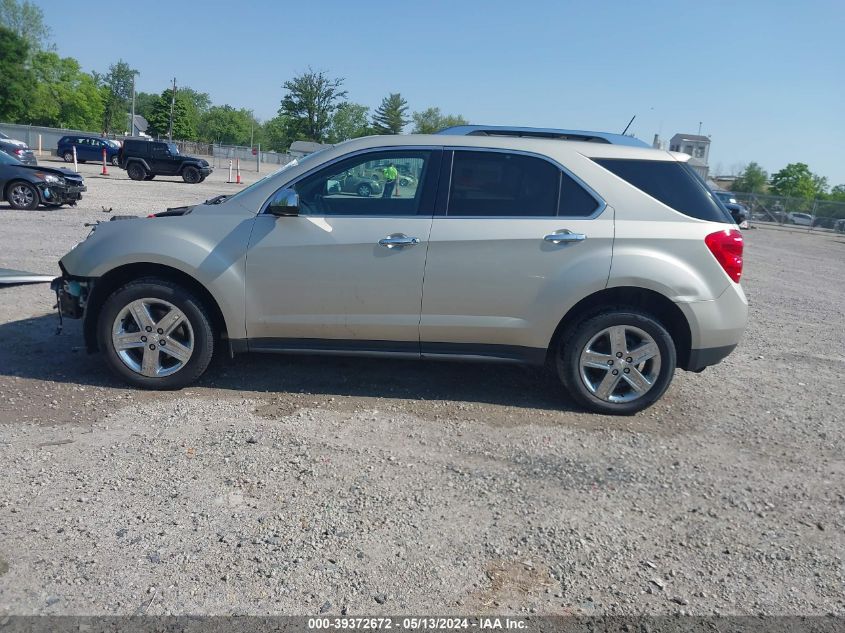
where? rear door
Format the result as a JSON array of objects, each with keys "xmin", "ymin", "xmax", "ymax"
[
  {"xmin": 245, "ymin": 148, "xmax": 441, "ymax": 350},
  {"xmin": 420, "ymin": 149, "xmax": 614, "ymax": 360}
]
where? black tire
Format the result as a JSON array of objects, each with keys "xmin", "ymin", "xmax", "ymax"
[
  {"xmin": 111, "ymin": 155, "xmax": 120, "ymax": 166},
  {"xmin": 144, "ymin": 175, "xmax": 156, "ymax": 181},
  {"xmin": 182, "ymin": 166, "xmax": 200, "ymax": 184},
  {"xmin": 127, "ymin": 163, "xmax": 147, "ymax": 181},
  {"xmin": 97, "ymin": 277, "xmax": 215, "ymax": 390},
  {"xmin": 556, "ymin": 310, "xmax": 676, "ymax": 415},
  {"xmin": 198, "ymin": 175, "xmax": 207, "ymax": 182},
  {"xmin": 6, "ymin": 181, "xmax": 40, "ymax": 210},
  {"xmin": 62, "ymin": 151, "xmax": 74, "ymax": 163},
  {"xmin": 357, "ymin": 183, "xmax": 371, "ymax": 197}
]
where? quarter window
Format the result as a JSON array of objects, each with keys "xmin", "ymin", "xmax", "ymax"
[
  {"xmin": 447, "ymin": 151, "xmax": 559, "ymax": 217},
  {"xmin": 558, "ymin": 171, "xmax": 599, "ymax": 217},
  {"xmin": 293, "ymin": 150, "xmax": 433, "ymax": 216},
  {"xmin": 594, "ymin": 158, "xmax": 731, "ymax": 223}
]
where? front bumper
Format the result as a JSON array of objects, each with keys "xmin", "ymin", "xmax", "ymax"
[{"xmin": 39, "ymin": 182, "xmax": 86, "ymax": 206}]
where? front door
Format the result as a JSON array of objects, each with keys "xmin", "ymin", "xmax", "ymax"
[
  {"xmin": 150, "ymin": 143, "xmax": 177, "ymax": 175},
  {"xmin": 244, "ymin": 149, "xmax": 441, "ymax": 352},
  {"xmin": 420, "ymin": 149, "xmax": 614, "ymax": 360}
]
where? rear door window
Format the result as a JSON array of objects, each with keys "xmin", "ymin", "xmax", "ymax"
[
  {"xmin": 594, "ymin": 158, "xmax": 731, "ymax": 222},
  {"xmin": 447, "ymin": 151, "xmax": 559, "ymax": 217}
]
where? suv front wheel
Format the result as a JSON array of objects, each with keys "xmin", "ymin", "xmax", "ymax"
[
  {"xmin": 97, "ymin": 278, "xmax": 214, "ymax": 389},
  {"xmin": 556, "ymin": 311, "xmax": 676, "ymax": 415},
  {"xmin": 127, "ymin": 163, "xmax": 147, "ymax": 181},
  {"xmin": 182, "ymin": 166, "xmax": 201, "ymax": 184}
]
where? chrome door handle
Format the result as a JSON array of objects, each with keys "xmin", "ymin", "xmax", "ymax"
[
  {"xmin": 378, "ymin": 234, "xmax": 421, "ymax": 248},
  {"xmin": 544, "ymin": 230, "xmax": 587, "ymax": 244}
]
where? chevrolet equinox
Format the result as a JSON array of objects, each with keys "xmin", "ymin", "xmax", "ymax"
[{"xmin": 53, "ymin": 129, "xmax": 747, "ymax": 414}]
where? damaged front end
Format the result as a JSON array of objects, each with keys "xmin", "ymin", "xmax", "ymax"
[
  {"xmin": 51, "ymin": 273, "xmax": 91, "ymax": 332},
  {"xmin": 38, "ymin": 173, "xmax": 87, "ymax": 207}
]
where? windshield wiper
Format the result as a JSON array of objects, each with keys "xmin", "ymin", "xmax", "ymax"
[{"xmin": 204, "ymin": 195, "xmax": 228, "ymax": 205}]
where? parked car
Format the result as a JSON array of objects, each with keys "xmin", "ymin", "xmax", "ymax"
[
  {"xmin": 0, "ymin": 131, "xmax": 27, "ymax": 148},
  {"xmin": 712, "ymin": 191, "xmax": 749, "ymax": 228},
  {"xmin": 57, "ymin": 135, "xmax": 121, "ymax": 166},
  {"xmin": 811, "ymin": 216, "xmax": 836, "ymax": 229},
  {"xmin": 118, "ymin": 139, "xmax": 212, "ymax": 183},
  {"xmin": 786, "ymin": 212, "xmax": 813, "ymax": 226},
  {"xmin": 0, "ymin": 150, "xmax": 85, "ymax": 209},
  {"xmin": 53, "ymin": 130, "xmax": 747, "ymax": 415},
  {"xmin": 326, "ymin": 170, "xmax": 384, "ymax": 197},
  {"xmin": 0, "ymin": 140, "xmax": 37, "ymax": 165}
]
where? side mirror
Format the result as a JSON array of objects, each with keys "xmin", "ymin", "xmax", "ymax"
[{"xmin": 267, "ymin": 188, "xmax": 299, "ymax": 216}]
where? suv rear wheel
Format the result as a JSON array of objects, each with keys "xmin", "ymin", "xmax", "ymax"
[
  {"xmin": 127, "ymin": 163, "xmax": 147, "ymax": 181},
  {"xmin": 62, "ymin": 151, "xmax": 74, "ymax": 163},
  {"xmin": 97, "ymin": 278, "xmax": 215, "ymax": 389},
  {"xmin": 182, "ymin": 166, "xmax": 200, "ymax": 184},
  {"xmin": 556, "ymin": 310, "xmax": 676, "ymax": 415}
]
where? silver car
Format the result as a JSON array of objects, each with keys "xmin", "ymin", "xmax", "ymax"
[{"xmin": 53, "ymin": 130, "xmax": 747, "ymax": 414}]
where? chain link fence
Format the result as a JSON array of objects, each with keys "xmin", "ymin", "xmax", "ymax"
[
  {"xmin": 1, "ymin": 122, "xmax": 295, "ymax": 173},
  {"xmin": 733, "ymin": 193, "xmax": 845, "ymax": 233}
]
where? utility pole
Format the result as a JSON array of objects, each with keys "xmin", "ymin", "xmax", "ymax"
[
  {"xmin": 698, "ymin": 121, "xmax": 702, "ymax": 135},
  {"xmin": 168, "ymin": 77, "xmax": 177, "ymax": 141},
  {"xmin": 130, "ymin": 73, "xmax": 137, "ymax": 136}
]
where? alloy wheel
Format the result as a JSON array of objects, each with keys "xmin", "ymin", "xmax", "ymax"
[
  {"xmin": 10, "ymin": 184, "xmax": 35, "ymax": 208},
  {"xmin": 578, "ymin": 325, "xmax": 661, "ymax": 404},
  {"xmin": 111, "ymin": 298, "xmax": 194, "ymax": 378}
]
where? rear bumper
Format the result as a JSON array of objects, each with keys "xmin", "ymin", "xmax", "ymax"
[
  {"xmin": 684, "ymin": 344, "xmax": 737, "ymax": 372},
  {"xmin": 677, "ymin": 282, "xmax": 747, "ymax": 371}
]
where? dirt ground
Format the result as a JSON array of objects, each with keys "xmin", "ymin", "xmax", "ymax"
[{"xmin": 0, "ymin": 160, "xmax": 842, "ymax": 616}]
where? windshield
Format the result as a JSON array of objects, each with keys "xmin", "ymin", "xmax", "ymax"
[{"xmin": 0, "ymin": 150, "xmax": 21, "ymax": 165}]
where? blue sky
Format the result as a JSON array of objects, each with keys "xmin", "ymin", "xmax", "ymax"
[{"xmin": 37, "ymin": 0, "xmax": 845, "ymax": 184}]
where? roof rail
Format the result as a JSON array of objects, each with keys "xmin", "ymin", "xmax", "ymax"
[{"xmin": 436, "ymin": 125, "xmax": 649, "ymax": 148}]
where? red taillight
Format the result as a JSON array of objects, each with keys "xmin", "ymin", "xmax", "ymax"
[
  {"xmin": 14, "ymin": 149, "xmax": 24, "ymax": 155},
  {"xmin": 705, "ymin": 229, "xmax": 743, "ymax": 283}
]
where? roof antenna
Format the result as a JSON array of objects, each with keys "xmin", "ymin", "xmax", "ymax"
[{"xmin": 621, "ymin": 115, "xmax": 636, "ymax": 136}]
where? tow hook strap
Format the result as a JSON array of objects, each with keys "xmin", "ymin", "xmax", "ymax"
[{"xmin": 54, "ymin": 287, "xmax": 64, "ymax": 335}]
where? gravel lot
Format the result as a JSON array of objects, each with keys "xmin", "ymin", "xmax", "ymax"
[{"xmin": 0, "ymin": 160, "xmax": 843, "ymax": 616}]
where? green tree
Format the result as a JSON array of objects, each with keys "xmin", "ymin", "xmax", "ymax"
[
  {"xmin": 197, "ymin": 105, "xmax": 253, "ymax": 144},
  {"xmin": 99, "ymin": 60, "xmax": 137, "ymax": 134},
  {"xmin": 28, "ymin": 51, "xmax": 103, "ymax": 129},
  {"xmin": 279, "ymin": 69, "xmax": 347, "ymax": 142},
  {"xmin": 770, "ymin": 163, "xmax": 825, "ymax": 199},
  {"xmin": 0, "ymin": 26, "xmax": 32, "ymax": 122},
  {"xmin": 327, "ymin": 102, "xmax": 371, "ymax": 143},
  {"xmin": 730, "ymin": 162, "xmax": 768, "ymax": 194},
  {"xmin": 372, "ymin": 93, "xmax": 409, "ymax": 134},
  {"xmin": 827, "ymin": 184, "xmax": 845, "ymax": 202},
  {"xmin": 146, "ymin": 88, "xmax": 197, "ymax": 140},
  {"xmin": 0, "ymin": 0, "xmax": 51, "ymax": 50},
  {"xmin": 133, "ymin": 91, "xmax": 158, "ymax": 121},
  {"xmin": 261, "ymin": 114, "xmax": 295, "ymax": 152},
  {"xmin": 411, "ymin": 107, "xmax": 468, "ymax": 134}
]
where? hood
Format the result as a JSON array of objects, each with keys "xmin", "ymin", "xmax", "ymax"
[{"xmin": 13, "ymin": 164, "xmax": 83, "ymax": 179}]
